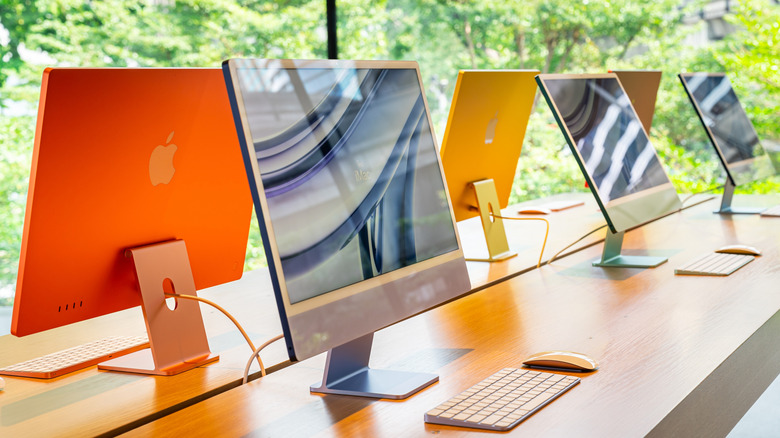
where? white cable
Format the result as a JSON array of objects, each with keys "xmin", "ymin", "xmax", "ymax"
[
  {"xmin": 679, "ymin": 185, "xmax": 722, "ymax": 209},
  {"xmin": 547, "ymin": 224, "xmax": 608, "ymax": 265}
]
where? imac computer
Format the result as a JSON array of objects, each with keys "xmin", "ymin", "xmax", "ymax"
[
  {"xmin": 222, "ymin": 59, "xmax": 471, "ymax": 399},
  {"xmin": 679, "ymin": 73, "xmax": 778, "ymax": 214},
  {"xmin": 5, "ymin": 68, "xmax": 252, "ymax": 377},
  {"xmin": 609, "ymin": 70, "xmax": 662, "ymax": 135},
  {"xmin": 536, "ymin": 73, "xmax": 681, "ymax": 268},
  {"xmin": 439, "ymin": 70, "xmax": 539, "ymax": 262}
]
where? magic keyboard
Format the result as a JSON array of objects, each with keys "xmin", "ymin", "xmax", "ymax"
[
  {"xmin": 424, "ymin": 368, "xmax": 579, "ymax": 431},
  {"xmin": 674, "ymin": 252, "xmax": 754, "ymax": 276},
  {"xmin": 760, "ymin": 205, "xmax": 780, "ymax": 217},
  {"xmin": 0, "ymin": 335, "xmax": 149, "ymax": 379}
]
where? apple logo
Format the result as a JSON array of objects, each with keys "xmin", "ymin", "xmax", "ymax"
[
  {"xmin": 484, "ymin": 111, "xmax": 498, "ymax": 145},
  {"xmin": 149, "ymin": 131, "xmax": 177, "ymax": 186}
]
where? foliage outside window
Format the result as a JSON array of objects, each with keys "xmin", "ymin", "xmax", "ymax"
[{"xmin": 0, "ymin": 0, "xmax": 778, "ymax": 306}]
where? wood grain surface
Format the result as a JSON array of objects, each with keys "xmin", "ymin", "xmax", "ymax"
[
  {"xmin": 0, "ymin": 269, "xmax": 289, "ymax": 437},
  {"xmin": 122, "ymin": 195, "xmax": 780, "ymax": 437},
  {"xmin": 3, "ymin": 193, "xmax": 778, "ymax": 437}
]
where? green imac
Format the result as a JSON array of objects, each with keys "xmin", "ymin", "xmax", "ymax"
[{"xmin": 536, "ymin": 73, "xmax": 681, "ymax": 268}]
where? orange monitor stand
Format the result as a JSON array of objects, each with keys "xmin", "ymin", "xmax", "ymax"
[{"xmin": 99, "ymin": 240, "xmax": 218, "ymax": 375}]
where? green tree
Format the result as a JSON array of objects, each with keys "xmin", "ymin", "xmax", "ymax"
[
  {"xmin": 716, "ymin": 0, "xmax": 780, "ymax": 140},
  {"xmin": 1, "ymin": 0, "xmax": 779, "ymax": 303},
  {"xmin": 0, "ymin": 116, "xmax": 34, "ymax": 304},
  {"xmin": 0, "ymin": 0, "xmax": 329, "ymax": 298}
]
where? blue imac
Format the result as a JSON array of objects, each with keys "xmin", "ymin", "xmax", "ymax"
[{"xmin": 222, "ymin": 59, "xmax": 471, "ymax": 399}]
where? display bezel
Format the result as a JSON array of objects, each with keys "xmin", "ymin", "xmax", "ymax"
[
  {"xmin": 223, "ymin": 58, "xmax": 469, "ymax": 361},
  {"xmin": 678, "ymin": 72, "xmax": 776, "ymax": 187},
  {"xmin": 536, "ymin": 73, "xmax": 681, "ymax": 233}
]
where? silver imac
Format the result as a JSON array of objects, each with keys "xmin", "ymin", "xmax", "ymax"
[
  {"xmin": 536, "ymin": 73, "xmax": 682, "ymax": 268},
  {"xmin": 222, "ymin": 59, "xmax": 470, "ymax": 399},
  {"xmin": 679, "ymin": 72, "xmax": 777, "ymax": 214}
]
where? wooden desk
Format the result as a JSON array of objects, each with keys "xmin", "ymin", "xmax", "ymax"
[
  {"xmin": 125, "ymin": 199, "xmax": 780, "ymax": 437},
  {"xmin": 459, "ymin": 192, "xmax": 604, "ymax": 289},
  {"xmin": 2, "ymin": 193, "xmax": 776, "ymax": 437},
  {"xmin": 0, "ymin": 192, "xmax": 608, "ymax": 437},
  {"xmin": 459, "ymin": 191, "xmax": 722, "ymax": 290},
  {"xmin": 0, "ymin": 269, "xmax": 290, "ymax": 437}
]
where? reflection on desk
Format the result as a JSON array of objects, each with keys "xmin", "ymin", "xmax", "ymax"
[
  {"xmin": 3, "ymin": 193, "xmax": 780, "ymax": 437},
  {"xmin": 0, "ymin": 269, "xmax": 287, "ymax": 437},
  {"xmin": 0, "ymin": 191, "xmax": 601, "ymax": 437},
  {"xmin": 125, "ymin": 197, "xmax": 780, "ymax": 437}
]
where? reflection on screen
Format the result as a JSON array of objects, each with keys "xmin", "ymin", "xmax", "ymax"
[
  {"xmin": 544, "ymin": 77, "xmax": 670, "ymax": 203},
  {"xmin": 681, "ymin": 74, "xmax": 764, "ymax": 164},
  {"xmin": 236, "ymin": 66, "xmax": 459, "ymax": 304}
]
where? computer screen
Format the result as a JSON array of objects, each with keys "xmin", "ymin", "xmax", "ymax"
[
  {"xmin": 223, "ymin": 59, "xmax": 470, "ymax": 397},
  {"xmin": 678, "ymin": 73, "xmax": 776, "ymax": 187},
  {"xmin": 12, "ymin": 69, "xmax": 252, "ymax": 340},
  {"xmin": 537, "ymin": 74, "xmax": 680, "ymax": 252},
  {"xmin": 440, "ymin": 70, "xmax": 539, "ymax": 222}
]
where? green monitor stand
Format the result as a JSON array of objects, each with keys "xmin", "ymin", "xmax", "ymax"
[{"xmin": 593, "ymin": 228, "xmax": 667, "ymax": 268}]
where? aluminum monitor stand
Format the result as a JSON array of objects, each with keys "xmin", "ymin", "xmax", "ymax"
[
  {"xmin": 310, "ymin": 333, "xmax": 438, "ymax": 399},
  {"xmin": 715, "ymin": 178, "xmax": 765, "ymax": 214}
]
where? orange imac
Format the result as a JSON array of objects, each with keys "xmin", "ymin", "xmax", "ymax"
[
  {"xmin": 3, "ymin": 68, "xmax": 252, "ymax": 378},
  {"xmin": 609, "ymin": 70, "xmax": 662, "ymax": 135}
]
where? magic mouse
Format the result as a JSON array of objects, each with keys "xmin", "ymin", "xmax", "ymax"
[
  {"xmin": 523, "ymin": 351, "xmax": 599, "ymax": 372},
  {"xmin": 715, "ymin": 245, "xmax": 761, "ymax": 256}
]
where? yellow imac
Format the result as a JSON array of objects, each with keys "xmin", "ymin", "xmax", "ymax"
[{"xmin": 440, "ymin": 70, "xmax": 539, "ymax": 262}]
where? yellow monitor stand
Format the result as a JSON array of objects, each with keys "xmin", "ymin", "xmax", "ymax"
[{"xmin": 468, "ymin": 179, "xmax": 517, "ymax": 262}]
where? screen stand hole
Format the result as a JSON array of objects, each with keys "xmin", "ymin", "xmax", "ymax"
[{"xmin": 162, "ymin": 278, "xmax": 177, "ymax": 311}]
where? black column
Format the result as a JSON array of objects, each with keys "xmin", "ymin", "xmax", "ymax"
[{"xmin": 327, "ymin": 0, "xmax": 338, "ymax": 59}]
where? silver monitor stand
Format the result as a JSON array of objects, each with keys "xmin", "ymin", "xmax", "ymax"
[
  {"xmin": 715, "ymin": 178, "xmax": 765, "ymax": 215},
  {"xmin": 310, "ymin": 333, "xmax": 438, "ymax": 399}
]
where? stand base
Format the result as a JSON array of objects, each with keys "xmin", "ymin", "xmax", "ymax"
[
  {"xmin": 593, "ymin": 255, "xmax": 667, "ymax": 268},
  {"xmin": 594, "ymin": 230, "xmax": 667, "ymax": 269},
  {"xmin": 99, "ymin": 348, "xmax": 218, "ymax": 376},
  {"xmin": 715, "ymin": 206, "xmax": 765, "ymax": 215},
  {"xmin": 716, "ymin": 178, "xmax": 766, "ymax": 215},
  {"xmin": 311, "ymin": 368, "xmax": 438, "ymax": 399},
  {"xmin": 466, "ymin": 251, "xmax": 517, "ymax": 263}
]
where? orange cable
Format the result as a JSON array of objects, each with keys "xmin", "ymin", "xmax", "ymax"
[
  {"xmin": 165, "ymin": 293, "xmax": 263, "ymax": 371},
  {"xmin": 491, "ymin": 214, "xmax": 549, "ymax": 269}
]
